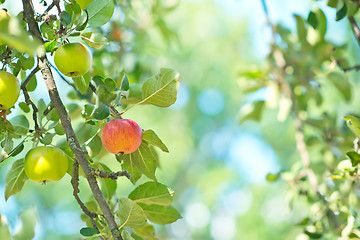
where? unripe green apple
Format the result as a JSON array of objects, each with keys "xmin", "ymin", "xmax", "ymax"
[
  {"xmin": 24, "ymin": 146, "xmax": 69, "ymax": 183},
  {"xmin": 54, "ymin": 42, "xmax": 92, "ymax": 77},
  {"xmin": 0, "ymin": 71, "xmax": 20, "ymax": 110},
  {"xmin": 0, "ymin": 9, "xmax": 9, "ymax": 19},
  {"xmin": 75, "ymin": 0, "xmax": 94, "ymax": 9},
  {"xmin": 101, "ymin": 119, "xmax": 143, "ymax": 154}
]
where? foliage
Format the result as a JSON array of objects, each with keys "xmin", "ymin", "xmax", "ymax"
[
  {"xmin": 0, "ymin": 0, "xmax": 181, "ymax": 239},
  {"xmin": 238, "ymin": 0, "xmax": 360, "ymax": 239}
]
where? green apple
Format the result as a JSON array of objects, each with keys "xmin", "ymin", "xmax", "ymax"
[
  {"xmin": 76, "ymin": 0, "xmax": 94, "ymax": 9},
  {"xmin": 101, "ymin": 119, "xmax": 143, "ymax": 154},
  {"xmin": 24, "ymin": 146, "xmax": 69, "ymax": 183},
  {"xmin": 0, "ymin": 71, "xmax": 20, "ymax": 110},
  {"xmin": 54, "ymin": 42, "xmax": 92, "ymax": 77}
]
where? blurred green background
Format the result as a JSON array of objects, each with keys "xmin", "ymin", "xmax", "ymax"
[{"xmin": 0, "ymin": 0, "xmax": 353, "ymax": 239}]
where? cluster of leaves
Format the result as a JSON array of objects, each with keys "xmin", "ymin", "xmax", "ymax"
[
  {"xmin": 240, "ymin": 0, "xmax": 360, "ymax": 239},
  {"xmin": 0, "ymin": 0, "xmax": 181, "ymax": 239}
]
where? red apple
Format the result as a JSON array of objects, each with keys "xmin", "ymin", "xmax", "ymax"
[{"xmin": 101, "ymin": 119, "xmax": 142, "ymax": 154}]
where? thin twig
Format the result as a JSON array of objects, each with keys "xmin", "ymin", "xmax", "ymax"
[
  {"xmin": 21, "ymin": 66, "xmax": 41, "ymax": 133},
  {"xmin": 37, "ymin": 0, "xmax": 60, "ymax": 21},
  {"xmin": 90, "ymin": 167, "xmax": 131, "ymax": 180},
  {"xmin": 349, "ymin": 16, "xmax": 360, "ymax": 47},
  {"xmin": 260, "ymin": 0, "xmax": 318, "ymax": 192},
  {"xmin": 71, "ymin": 159, "xmax": 99, "ymax": 228}
]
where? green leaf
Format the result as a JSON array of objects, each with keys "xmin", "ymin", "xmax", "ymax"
[
  {"xmin": 336, "ymin": 3, "xmax": 347, "ymax": 21},
  {"xmin": 19, "ymin": 102, "xmax": 30, "ymax": 113},
  {"xmin": 294, "ymin": 14, "xmax": 307, "ymax": 45},
  {"xmin": 5, "ymin": 159, "xmax": 28, "ymax": 201},
  {"xmin": 40, "ymin": 20, "xmax": 60, "ymax": 40},
  {"xmin": 133, "ymin": 223, "xmax": 157, "ymax": 240},
  {"xmin": 80, "ymin": 227, "xmax": 100, "ymax": 237},
  {"xmin": 304, "ymin": 230, "xmax": 322, "ymax": 239},
  {"xmin": 142, "ymin": 130, "xmax": 169, "ymax": 152},
  {"xmin": 121, "ymin": 229, "xmax": 135, "ymax": 240},
  {"xmin": 142, "ymin": 68, "xmax": 180, "ymax": 107},
  {"xmin": 266, "ymin": 172, "xmax": 280, "ymax": 182},
  {"xmin": 238, "ymin": 100, "xmax": 265, "ymax": 123},
  {"xmin": 13, "ymin": 208, "xmax": 36, "ymax": 240},
  {"xmin": 86, "ymin": 0, "xmax": 114, "ymax": 27},
  {"xmin": 139, "ymin": 204, "xmax": 181, "ymax": 224},
  {"xmin": 129, "ymin": 181, "xmax": 174, "ymax": 206},
  {"xmin": 60, "ymin": 11, "xmax": 72, "ymax": 27},
  {"xmin": 8, "ymin": 143, "xmax": 24, "ymax": 158},
  {"xmin": 120, "ymin": 74, "xmax": 129, "ymax": 91},
  {"xmin": 117, "ymin": 198, "xmax": 147, "ymax": 229},
  {"xmin": 43, "ymin": 40, "xmax": 57, "ymax": 52},
  {"xmin": 121, "ymin": 142, "xmax": 157, "ymax": 183},
  {"xmin": 84, "ymin": 133, "xmax": 102, "ymax": 158},
  {"xmin": 21, "ymin": 73, "xmax": 37, "ymax": 92},
  {"xmin": 81, "ymin": 32, "xmax": 108, "ymax": 49},
  {"xmin": 307, "ymin": 11, "xmax": 318, "ymax": 29},
  {"xmin": 73, "ymin": 74, "xmax": 91, "ymax": 94},
  {"xmin": 76, "ymin": 9, "xmax": 88, "ymax": 31},
  {"xmin": 0, "ymin": 215, "xmax": 11, "ymax": 240},
  {"xmin": 327, "ymin": 71, "xmax": 351, "ymax": 101},
  {"xmin": 10, "ymin": 115, "xmax": 29, "ymax": 136},
  {"xmin": 91, "ymin": 101, "xmax": 110, "ymax": 120},
  {"xmin": 346, "ymin": 150, "xmax": 360, "ymax": 166},
  {"xmin": 40, "ymin": 132, "xmax": 56, "ymax": 145}
]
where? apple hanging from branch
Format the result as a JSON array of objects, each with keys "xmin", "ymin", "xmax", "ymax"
[
  {"xmin": 101, "ymin": 119, "xmax": 143, "ymax": 154},
  {"xmin": 54, "ymin": 42, "xmax": 92, "ymax": 77},
  {"xmin": 24, "ymin": 146, "xmax": 69, "ymax": 184}
]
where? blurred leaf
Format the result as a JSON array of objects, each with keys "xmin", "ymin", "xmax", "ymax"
[
  {"xmin": 304, "ymin": 230, "xmax": 322, "ymax": 239},
  {"xmin": 336, "ymin": 3, "xmax": 347, "ymax": 21},
  {"xmin": 5, "ymin": 159, "xmax": 28, "ymax": 201},
  {"xmin": 327, "ymin": 71, "xmax": 351, "ymax": 101},
  {"xmin": 139, "ymin": 204, "xmax": 181, "ymax": 225},
  {"xmin": 80, "ymin": 227, "xmax": 100, "ymax": 237},
  {"xmin": 81, "ymin": 32, "xmax": 108, "ymax": 49},
  {"xmin": 13, "ymin": 208, "xmax": 36, "ymax": 240},
  {"xmin": 294, "ymin": 14, "xmax": 307, "ymax": 45},
  {"xmin": 86, "ymin": 0, "xmax": 114, "ymax": 27},
  {"xmin": 307, "ymin": 11, "xmax": 318, "ymax": 29},
  {"xmin": 238, "ymin": 100, "xmax": 265, "ymax": 123},
  {"xmin": 0, "ymin": 215, "xmax": 11, "ymax": 240},
  {"xmin": 266, "ymin": 172, "xmax": 280, "ymax": 182},
  {"xmin": 344, "ymin": 115, "xmax": 360, "ymax": 138},
  {"xmin": 117, "ymin": 197, "xmax": 147, "ymax": 229},
  {"xmin": 142, "ymin": 130, "xmax": 169, "ymax": 153},
  {"xmin": 0, "ymin": 17, "xmax": 44, "ymax": 55},
  {"xmin": 142, "ymin": 68, "xmax": 180, "ymax": 107},
  {"xmin": 129, "ymin": 181, "xmax": 174, "ymax": 206}
]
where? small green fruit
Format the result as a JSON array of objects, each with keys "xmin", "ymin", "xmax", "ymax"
[
  {"xmin": 54, "ymin": 42, "xmax": 92, "ymax": 77},
  {"xmin": 24, "ymin": 146, "xmax": 69, "ymax": 183},
  {"xmin": 0, "ymin": 71, "xmax": 20, "ymax": 110}
]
